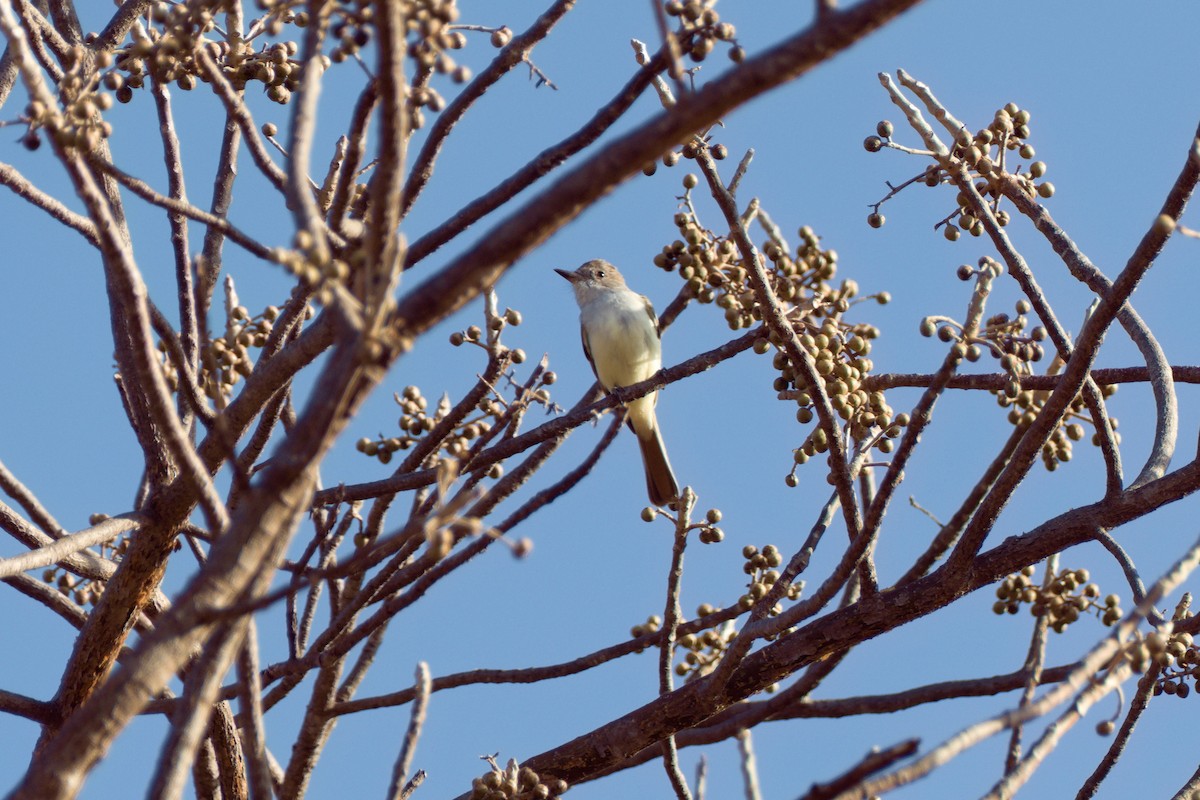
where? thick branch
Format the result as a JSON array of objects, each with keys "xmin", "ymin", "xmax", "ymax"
[{"xmin": 390, "ymin": 0, "xmax": 926, "ymax": 342}]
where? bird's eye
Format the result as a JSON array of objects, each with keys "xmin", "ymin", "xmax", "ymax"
[{"xmin": 596, "ymin": 270, "xmax": 605, "ymax": 278}]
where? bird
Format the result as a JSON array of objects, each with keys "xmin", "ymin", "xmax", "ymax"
[{"xmin": 555, "ymin": 259, "xmax": 679, "ymax": 507}]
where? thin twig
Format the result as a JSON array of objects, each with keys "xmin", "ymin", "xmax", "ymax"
[
  {"xmin": 736, "ymin": 729, "xmax": 762, "ymax": 800},
  {"xmin": 399, "ymin": 0, "xmax": 577, "ymax": 218},
  {"xmin": 149, "ymin": 78, "xmax": 199, "ymax": 419},
  {"xmin": 729, "ymin": 148, "xmax": 754, "ymax": 195},
  {"xmin": 1094, "ymin": 529, "xmax": 1161, "ymax": 626},
  {"xmin": 403, "ymin": 43, "xmax": 667, "ymax": 268},
  {"xmin": 660, "ymin": 489, "xmax": 694, "ymax": 798},
  {"xmin": 0, "ymin": 457, "xmax": 67, "ymax": 538},
  {"xmin": 88, "ymin": 153, "xmax": 275, "ymax": 262},
  {"xmin": 1005, "ymin": 553, "xmax": 1056, "ymax": 773},
  {"xmin": 0, "ymin": 161, "xmax": 99, "ymax": 244},
  {"xmin": 0, "ymin": 515, "xmax": 139, "ymax": 579},
  {"xmin": 796, "ymin": 740, "xmax": 920, "ymax": 800},
  {"xmin": 386, "ymin": 663, "xmax": 431, "ymax": 800}
]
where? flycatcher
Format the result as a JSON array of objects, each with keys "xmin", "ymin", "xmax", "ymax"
[{"xmin": 556, "ymin": 259, "xmax": 679, "ymax": 506}]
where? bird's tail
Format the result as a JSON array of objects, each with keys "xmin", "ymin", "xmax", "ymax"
[{"xmin": 638, "ymin": 424, "xmax": 679, "ymax": 507}]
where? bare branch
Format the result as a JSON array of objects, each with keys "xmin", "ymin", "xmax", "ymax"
[
  {"xmin": 0, "ymin": 687, "xmax": 56, "ymax": 724},
  {"xmin": 737, "ymin": 729, "xmax": 762, "ymax": 800},
  {"xmin": 0, "ymin": 160, "xmax": 99, "ymax": 245},
  {"xmin": 93, "ymin": 0, "xmax": 153, "ymax": 51},
  {"xmin": 0, "ymin": 515, "xmax": 139, "ymax": 579},
  {"xmin": 386, "ymin": 663, "xmax": 431, "ymax": 800},
  {"xmin": 795, "ymin": 740, "xmax": 919, "ymax": 800},
  {"xmin": 1004, "ymin": 553, "xmax": 1056, "ymax": 774},
  {"xmin": 660, "ymin": 491, "xmax": 694, "ymax": 800},
  {"xmin": 0, "ymin": 456, "xmax": 67, "ymax": 538}
]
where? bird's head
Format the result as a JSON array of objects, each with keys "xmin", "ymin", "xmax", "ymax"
[{"xmin": 555, "ymin": 259, "xmax": 626, "ymax": 304}]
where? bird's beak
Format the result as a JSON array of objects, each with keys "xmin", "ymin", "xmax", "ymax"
[{"xmin": 554, "ymin": 268, "xmax": 577, "ymax": 283}]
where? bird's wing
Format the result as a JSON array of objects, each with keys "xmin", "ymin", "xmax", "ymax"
[
  {"xmin": 579, "ymin": 323, "xmax": 600, "ymax": 383},
  {"xmin": 640, "ymin": 294, "xmax": 662, "ymax": 338},
  {"xmin": 639, "ymin": 294, "xmax": 662, "ymax": 410}
]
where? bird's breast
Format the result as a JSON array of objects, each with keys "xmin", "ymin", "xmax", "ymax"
[{"xmin": 580, "ymin": 296, "xmax": 661, "ymax": 390}]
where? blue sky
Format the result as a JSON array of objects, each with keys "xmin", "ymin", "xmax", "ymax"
[{"xmin": 2, "ymin": 1, "xmax": 1200, "ymax": 798}]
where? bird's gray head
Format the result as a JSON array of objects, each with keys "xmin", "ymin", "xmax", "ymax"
[{"xmin": 554, "ymin": 259, "xmax": 627, "ymax": 305}]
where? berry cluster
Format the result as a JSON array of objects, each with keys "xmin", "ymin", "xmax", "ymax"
[
  {"xmin": 355, "ymin": 383, "xmax": 498, "ymax": 467},
  {"xmin": 653, "ymin": 191, "xmax": 901, "ymax": 472},
  {"xmin": 1148, "ymin": 628, "xmax": 1199, "ymax": 699},
  {"xmin": 639, "ymin": 505, "xmax": 725, "ymax": 544},
  {"xmin": 737, "ymin": 543, "xmax": 800, "ymax": 613},
  {"xmin": 23, "ymin": 47, "xmax": 114, "ymax": 152},
  {"xmin": 156, "ymin": 304, "xmax": 284, "ymax": 401},
  {"xmin": 449, "ymin": 307, "xmax": 529, "ymax": 365},
  {"xmin": 397, "ymin": 0, "xmax": 474, "ymax": 76},
  {"xmin": 662, "ymin": 1, "xmax": 743, "ymax": 64},
  {"xmin": 630, "ymin": 614, "xmax": 662, "ymax": 639},
  {"xmin": 993, "ymin": 565, "xmax": 1121, "ymax": 632},
  {"xmin": 920, "ymin": 257, "xmax": 1117, "ymax": 472},
  {"xmin": 629, "ymin": 542, "xmax": 801, "ymax": 683},
  {"xmin": 469, "ymin": 760, "xmax": 567, "ymax": 800},
  {"xmin": 920, "ymin": 264, "xmax": 1044, "ymax": 371},
  {"xmin": 107, "ymin": 1, "xmax": 292, "ymax": 102},
  {"xmin": 641, "ymin": 137, "xmax": 728, "ymax": 178},
  {"xmin": 778, "ymin": 314, "xmax": 906, "ymax": 476},
  {"xmin": 673, "ymin": 609, "xmax": 736, "ymax": 682},
  {"xmin": 42, "ymin": 569, "xmax": 103, "ymax": 607},
  {"xmin": 356, "ymin": 317, "xmax": 552, "ymax": 468},
  {"xmin": 271, "ymin": 229, "xmax": 352, "ymax": 300},
  {"xmin": 96, "ymin": 0, "xmax": 483, "ymax": 120},
  {"xmin": 997, "ymin": 372, "xmax": 1119, "ymax": 474},
  {"xmin": 865, "ymin": 102, "xmax": 1053, "ymax": 240}
]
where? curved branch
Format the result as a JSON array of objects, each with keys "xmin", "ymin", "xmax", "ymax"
[{"xmin": 988, "ymin": 114, "xmax": 1200, "ymax": 489}]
